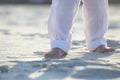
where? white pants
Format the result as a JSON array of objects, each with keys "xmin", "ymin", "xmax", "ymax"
[{"xmin": 48, "ymin": 0, "xmax": 108, "ymax": 53}]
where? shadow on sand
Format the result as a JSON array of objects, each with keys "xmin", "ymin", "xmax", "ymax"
[{"xmin": 0, "ymin": 39, "xmax": 120, "ymax": 80}]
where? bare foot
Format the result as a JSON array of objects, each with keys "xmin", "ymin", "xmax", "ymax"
[
  {"xmin": 44, "ymin": 48, "xmax": 67, "ymax": 59},
  {"xmin": 93, "ymin": 45, "xmax": 115, "ymax": 53}
]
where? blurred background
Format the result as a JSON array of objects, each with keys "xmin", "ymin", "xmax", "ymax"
[{"xmin": 0, "ymin": 0, "xmax": 120, "ymax": 4}]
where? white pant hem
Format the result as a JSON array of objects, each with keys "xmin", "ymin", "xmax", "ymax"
[
  {"xmin": 51, "ymin": 40, "xmax": 71, "ymax": 53},
  {"xmin": 89, "ymin": 40, "xmax": 107, "ymax": 51}
]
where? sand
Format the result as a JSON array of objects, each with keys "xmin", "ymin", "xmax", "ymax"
[{"xmin": 0, "ymin": 4, "xmax": 120, "ymax": 80}]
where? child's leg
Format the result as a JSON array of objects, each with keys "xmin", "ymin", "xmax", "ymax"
[
  {"xmin": 82, "ymin": 0, "xmax": 114, "ymax": 52},
  {"xmin": 45, "ymin": 0, "xmax": 81, "ymax": 58},
  {"xmin": 83, "ymin": 0, "xmax": 107, "ymax": 50},
  {"xmin": 48, "ymin": 0, "xmax": 80, "ymax": 53}
]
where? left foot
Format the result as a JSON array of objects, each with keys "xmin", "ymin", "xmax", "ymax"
[
  {"xmin": 44, "ymin": 48, "xmax": 67, "ymax": 59},
  {"xmin": 93, "ymin": 45, "xmax": 115, "ymax": 53}
]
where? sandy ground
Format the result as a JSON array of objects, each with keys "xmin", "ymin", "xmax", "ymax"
[{"xmin": 0, "ymin": 4, "xmax": 120, "ymax": 80}]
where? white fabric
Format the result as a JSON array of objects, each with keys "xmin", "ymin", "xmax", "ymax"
[{"xmin": 48, "ymin": 0, "xmax": 108, "ymax": 53}]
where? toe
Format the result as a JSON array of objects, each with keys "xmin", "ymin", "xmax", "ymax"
[
  {"xmin": 45, "ymin": 53, "xmax": 52, "ymax": 58},
  {"xmin": 44, "ymin": 53, "xmax": 49, "ymax": 58},
  {"xmin": 106, "ymin": 48, "xmax": 115, "ymax": 52}
]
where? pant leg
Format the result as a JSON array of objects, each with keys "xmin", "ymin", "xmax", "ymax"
[
  {"xmin": 48, "ymin": 0, "xmax": 80, "ymax": 53},
  {"xmin": 82, "ymin": 0, "xmax": 108, "ymax": 51}
]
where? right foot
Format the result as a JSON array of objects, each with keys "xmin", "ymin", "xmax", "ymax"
[
  {"xmin": 44, "ymin": 48, "xmax": 67, "ymax": 59},
  {"xmin": 93, "ymin": 45, "xmax": 115, "ymax": 53}
]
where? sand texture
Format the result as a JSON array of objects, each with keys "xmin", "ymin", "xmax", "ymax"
[{"xmin": 0, "ymin": 5, "xmax": 120, "ymax": 80}]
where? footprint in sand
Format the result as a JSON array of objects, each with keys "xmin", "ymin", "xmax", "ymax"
[{"xmin": 0, "ymin": 65, "xmax": 9, "ymax": 73}]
